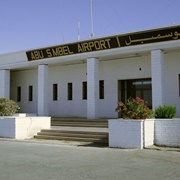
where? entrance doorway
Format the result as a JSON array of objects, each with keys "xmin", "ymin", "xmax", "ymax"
[{"xmin": 118, "ymin": 78, "xmax": 152, "ymax": 108}]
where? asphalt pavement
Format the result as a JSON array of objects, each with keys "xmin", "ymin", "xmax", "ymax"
[{"xmin": 0, "ymin": 139, "xmax": 180, "ymax": 180}]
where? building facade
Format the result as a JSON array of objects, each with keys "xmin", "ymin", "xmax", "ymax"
[{"xmin": 0, "ymin": 25, "xmax": 180, "ymax": 118}]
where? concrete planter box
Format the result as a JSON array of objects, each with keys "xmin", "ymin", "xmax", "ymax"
[
  {"xmin": 154, "ymin": 119, "xmax": 180, "ymax": 147},
  {"xmin": 108, "ymin": 119, "xmax": 154, "ymax": 149},
  {"xmin": 0, "ymin": 114, "xmax": 50, "ymax": 139}
]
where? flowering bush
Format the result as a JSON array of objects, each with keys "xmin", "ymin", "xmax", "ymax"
[{"xmin": 115, "ymin": 97, "xmax": 153, "ymax": 119}]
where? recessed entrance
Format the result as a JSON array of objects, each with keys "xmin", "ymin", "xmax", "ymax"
[{"xmin": 118, "ymin": 78, "xmax": 152, "ymax": 108}]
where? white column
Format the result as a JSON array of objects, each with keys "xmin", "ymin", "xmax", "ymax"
[
  {"xmin": 0, "ymin": 70, "xmax": 10, "ymax": 99},
  {"xmin": 151, "ymin": 49, "xmax": 165, "ymax": 110},
  {"xmin": 87, "ymin": 57, "xmax": 99, "ymax": 119},
  {"xmin": 38, "ymin": 65, "xmax": 49, "ymax": 116}
]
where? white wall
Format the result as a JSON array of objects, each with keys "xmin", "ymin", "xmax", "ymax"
[
  {"xmin": 155, "ymin": 119, "xmax": 180, "ymax": 147},
  {"xmin": 48, "ymin": 55, "xmax": 151, "ymax": 118},
  {"xmin": 0, "ymin": 115, "xmax": 50, "ymax": 139},
  {"xmin": 10, "ymin": 69, "xmax": 38, "ymax": 114},
  {"xmin": 164, "ymin": 51, "xmax": 180, "ymax": 117},
  {"xmin": 9, "ymin": 51, "xmax": 180, "ymax": 118},
  {"xmin": 49, "ymin": 63, "xmax": 87, "ymax": 117},
  {"xmin": 10, "ymin": 55, "xmax": 151, "ymax": 118},
  {"xmin": 109, "ymin": 119, "xmax": 144, "ymax": 149},
  {"xmin": 99, "ymin": 55, "xmax": 151, "ymax": 118},
  {"xmin": 0, "ymin": 51, "xmax": 27, "ymax": 66}
]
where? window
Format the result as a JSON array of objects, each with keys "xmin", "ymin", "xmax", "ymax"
[
  {"xmin": 53, "ymin": 84, "xmax": 58, "ymax": 101},
  {"xmin": 99, "ymin": 80, "xmax": 104, "ymax": 99},
  {"xmin": 67, "ymin": 83, "xmax": 73, "ymax": 100},
  {"xmin": 82, "ymin": 81, "xmax": 87, "ymax": 100},
  {"xmin": 17, "ymin": 86, "xmax": 21, "ymax": 102},
  {"xmin": 120, "ymin": 78, "xmax": 152, "ymax": 108},
  {"xmin": 29, "ymin": 86, "xmax": 33, "ymax": 101}
]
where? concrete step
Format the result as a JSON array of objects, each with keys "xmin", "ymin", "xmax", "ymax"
[
  {"xmin": 51, "ymin": 118, "xmax": 108, "ymax": 128},
  {"xmin": 37, "ymin": 130, "xmax": 108, "ymax": 138},
  {"xmin": 34, "ymin": 129, "xmax": 108, "ymax": 145},
  {"xmin": 37, "ymin": 132, "xmax": 107, "ymax": 138},
  {"xmin": 51, "ymin": 123, "xmax": 107, "ymax": 128},
  {"xmin": 34, "ymin": 135, "xmax": 108, "ymax": 143},
  {"xmin": 40, "ymin": 129, "xmax": 108, "ymax": 134},
  {"xmin": 34, "ymin": 118, "xmax": 109, "ymax": 146}
]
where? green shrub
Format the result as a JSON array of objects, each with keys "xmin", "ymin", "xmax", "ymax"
[
  {"xmin": 0, "ymin": 98, "xmax": 20, "ymax": 116},
  {"xmin": 154, "ymin": 104, "xmax": 176, "ymax": 119}
]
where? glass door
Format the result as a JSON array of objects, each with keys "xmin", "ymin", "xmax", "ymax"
[{"xmin": 119, "ymin": 78, "xmax": 152, "ymax": 108}]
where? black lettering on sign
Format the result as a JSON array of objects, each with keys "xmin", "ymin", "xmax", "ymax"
[{"xmin": 26, "ymin": 25, "xmax": 180, "ymax": 61}]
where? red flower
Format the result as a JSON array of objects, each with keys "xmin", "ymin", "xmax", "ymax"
[{"xmin": 135, "ymin": 97, "xmax": 144, "ymax": 104}]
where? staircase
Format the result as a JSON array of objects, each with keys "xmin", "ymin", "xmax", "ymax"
[
  {"xmin": 34, "ymin": 117, "xmax": 109, "ymax": 146},
  {"xmin": 51, "ymin": 117, "xmax": 108, "ymax": 128}
]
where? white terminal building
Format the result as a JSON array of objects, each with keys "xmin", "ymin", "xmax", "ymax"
[{"xmin": 0, "ymin": 25, "xmax": 180, "ymax": 119}]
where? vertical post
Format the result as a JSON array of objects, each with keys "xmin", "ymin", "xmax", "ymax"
[
  {"xmin": 0, "ymin": 70, "xmax": 10, "ymax": 99},
  {"xmin": 78, "ymin": 20, "xmax": 80, "ymax": 40},
  {"xmin": 87, "ymin": 57, "xmax": 99, "ymax": 119},
  {"xmin": 90, "ymin": 0, "xmax": 94, "ymax": 37},
  {"xmin": 38, "ymin": 65, "xmax": 49, "ymax": 116},
  {"xmin": 151, "ymin": 49, "xmax": 165, "ymax": 109}
]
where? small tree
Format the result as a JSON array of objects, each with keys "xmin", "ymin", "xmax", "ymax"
[{"xmin": 0, "ymin": 98, "xmax": 20, "ymax": 116}]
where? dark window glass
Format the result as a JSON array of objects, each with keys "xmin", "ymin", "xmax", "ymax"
[
  {"xmin": 68, "ymin": 83, "xmax": 73, "ymax": 100},
  {"xmin": 53, "ymin": 84, "xmax": 58, "ymax": 101},
  {"xmin": 82, "ymin": 82, "xmax": 87, "ymax": 100},
  {"xmin": 99, "ymin": 80, "xmax": 104, "ymax": 99},
  {"xmin": 29, "ymin": 86, "xmax": 33, "ymax": 101},
  {"xmin": 17, "ymin": 86, "xmax": 21, "ymax": 102}
]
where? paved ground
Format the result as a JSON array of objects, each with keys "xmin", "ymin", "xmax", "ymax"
[{"xmin": 0, "ymin": 139, "xmax": 180, "ymax": 180}]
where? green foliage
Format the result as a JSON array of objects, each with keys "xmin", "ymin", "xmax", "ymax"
[
  {"xmin": 116, "ymin": 97, "xmax": 153, "ymax": 119},
  {"xmin": 0, "ymin": 98, "xmax": 20, "ymax": 116},
  {"xmin": 154, "ymin": 104, "xmax": 176, "ymax": 119}
]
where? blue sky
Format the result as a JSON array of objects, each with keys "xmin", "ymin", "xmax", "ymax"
[{"xmin": 0, "ymin": 0, "xmax": 179, "ymax": 54}]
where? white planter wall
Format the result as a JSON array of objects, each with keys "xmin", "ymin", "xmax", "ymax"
[
  {"xmin": 155, "ymin": 119, "xmax": 180, "ymax": 147},
  {"xmin": 143, "ymin": 119, "xmax": 155, "ymax": 147},
  {"xmin": 108, "ymin": 119, "xmax": 154, "ymax": 149},
  {"xmin": 109, "ymin": 119, "xmax": 180, "ymax": 149},
  {"xmin": 0, "ymin": 114, "xmax": 50, "ymax": 139}
]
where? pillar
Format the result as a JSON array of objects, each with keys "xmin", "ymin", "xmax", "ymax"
[
  {"xmin": 87, "ymin": 57, "xmax": 99, "ymax": 119},
  {"xmin": 38, "ymin": 65, "xmax": 49, "ymax": 116},
  {"xmin": 0, "ymin": 70, "xmax": 10, "ymax": 99},
  {"xmin": 151, "ymin": 49, "xmax": 165, "ymax": 109}
]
